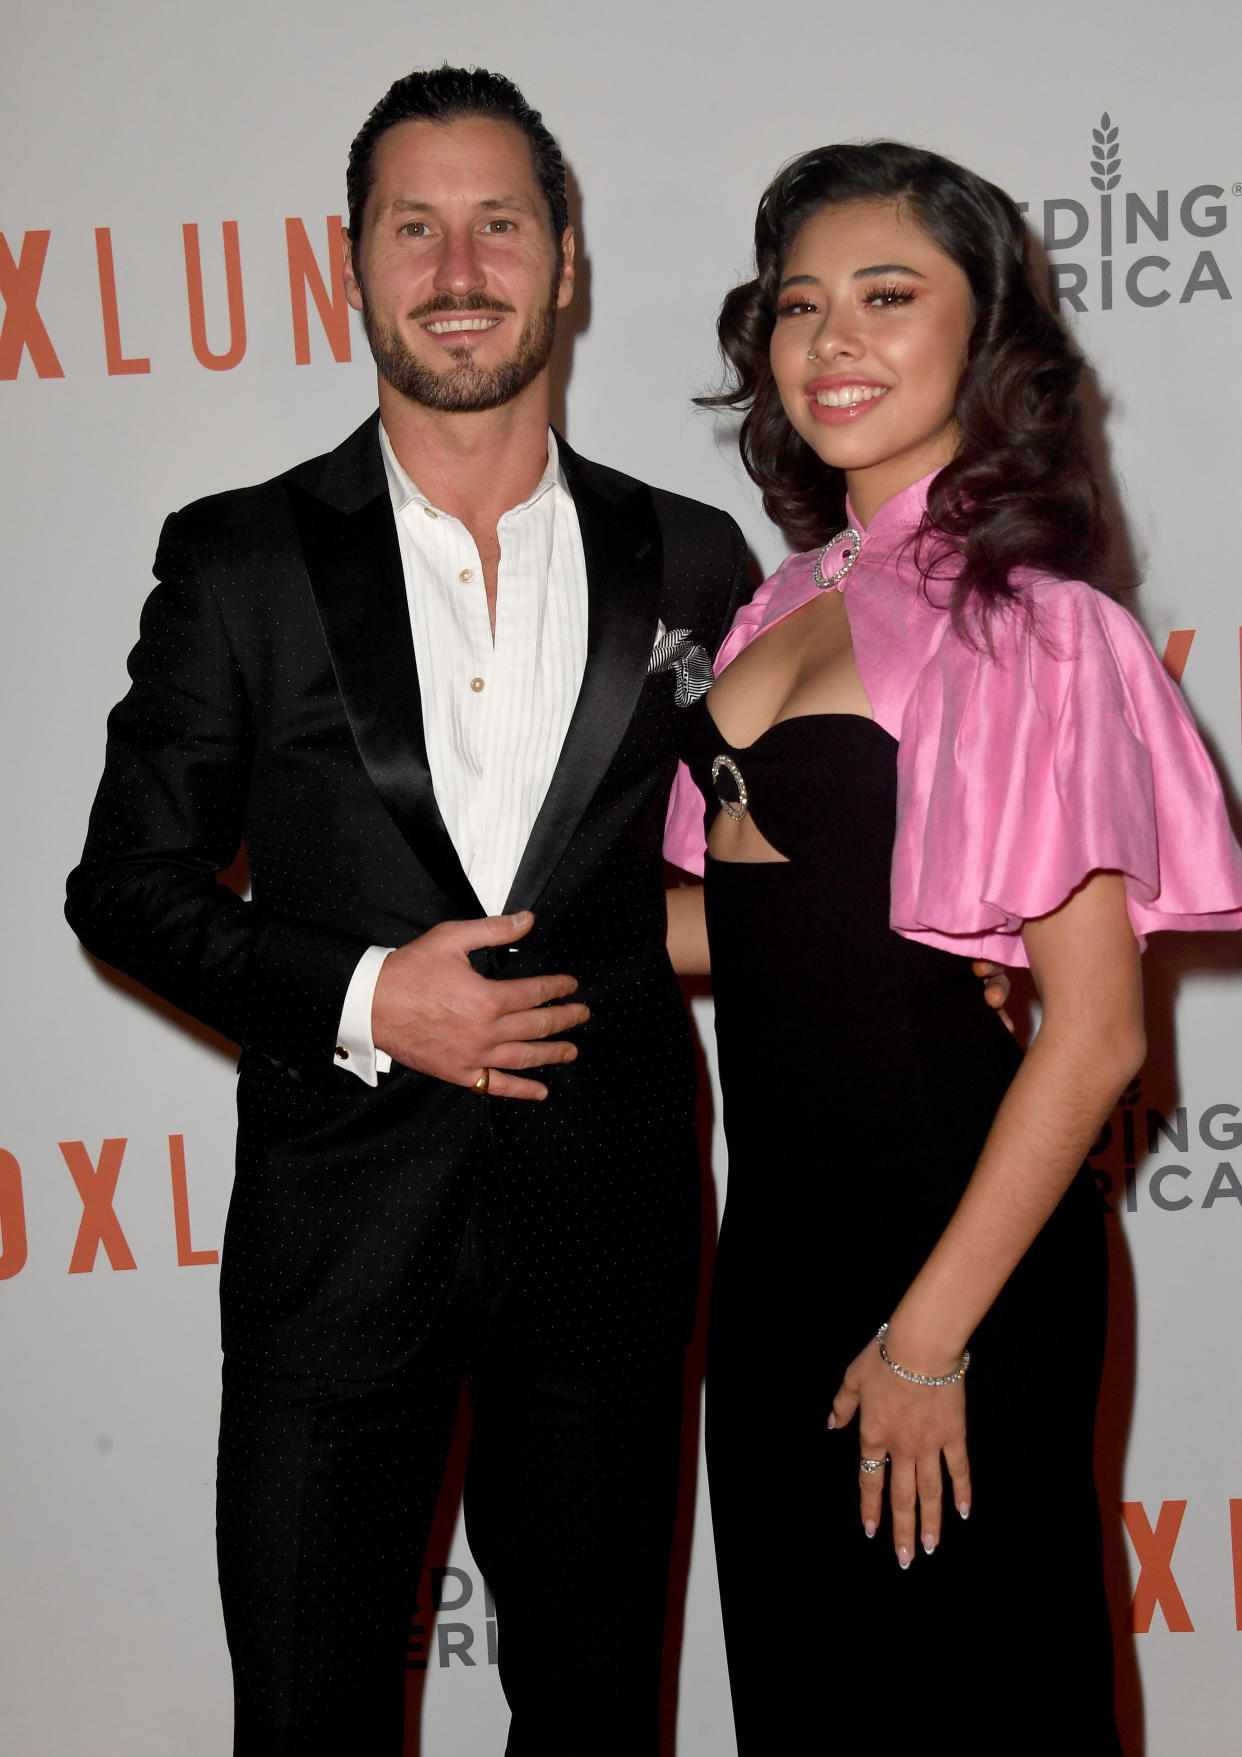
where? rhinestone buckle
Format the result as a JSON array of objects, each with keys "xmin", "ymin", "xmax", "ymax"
[
  {"xmin": 711, "ymin": 753, "xmax": 749, "ymax": 821},
  {"xmin": 814, "ymin": 525, "xmax": 863, "ymax": 591}
]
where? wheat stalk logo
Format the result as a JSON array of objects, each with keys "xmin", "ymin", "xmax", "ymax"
[{"xmin": 1091, "ymin": 113, "xmax": 1121, "ymax": 190}]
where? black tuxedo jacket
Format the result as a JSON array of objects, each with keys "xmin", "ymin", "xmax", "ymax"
[{"xmin": 67, "ymin": 415, "xmax": 749, "ymax": 1380}]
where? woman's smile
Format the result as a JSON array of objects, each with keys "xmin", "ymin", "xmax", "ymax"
[{"xmin": 805, "ymin": 376, "xmax": 891, "ymax": 421}]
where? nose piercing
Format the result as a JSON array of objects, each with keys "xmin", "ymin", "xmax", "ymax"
[{"xmin": 807, "ymin": 346, "xmax": 819, "ymax": 361}]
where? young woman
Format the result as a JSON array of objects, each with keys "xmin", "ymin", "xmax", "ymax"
[{"xmin": 663, "ymin": 143, "xmax": 1242, "ymax": 1752}]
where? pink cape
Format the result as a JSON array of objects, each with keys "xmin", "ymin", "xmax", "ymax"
[{"xmin": 664, "ymin": 473, "xmax": 1242, "ymax": 966}]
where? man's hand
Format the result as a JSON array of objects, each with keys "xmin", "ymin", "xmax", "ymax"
[
  {"xmin": 972, "ymin": 959, "xmax": 1013, "ymax": 1033},
  {"xmin": 372, "ymin": 911, "xmax": 588, "ymax": 1100}
]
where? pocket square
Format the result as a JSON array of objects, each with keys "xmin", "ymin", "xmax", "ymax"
[{"xmin": 647, "ymin": 626, "xmax": 715, "ymax": 706}]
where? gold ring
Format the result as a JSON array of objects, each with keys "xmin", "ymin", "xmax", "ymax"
[{"xmin": 472, "ymin": 1068, "xmax": 490, "ymax": 1095}]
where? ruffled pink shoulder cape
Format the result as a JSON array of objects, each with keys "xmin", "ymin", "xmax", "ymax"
[{"xmin": 664, "ymin": 472, "xmax": 1242, "ymax": 966}]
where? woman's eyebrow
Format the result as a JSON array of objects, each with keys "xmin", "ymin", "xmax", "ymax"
[
  {"xmin": 777, "ymin": 263, "xmax": 929, "ymax": 293},
  {"xmin": 851, "ymin": 262, "xmax": 927, "ymax": 280}
]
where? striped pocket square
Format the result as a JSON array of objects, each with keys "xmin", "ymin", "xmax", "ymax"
[{"xmin": 647, "ymin": 626, "xmax": 714, "ymax": 706}]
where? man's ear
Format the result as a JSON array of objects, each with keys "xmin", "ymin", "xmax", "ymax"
[
  {"xmin": 556, "ymin": 226, "xmax": 576, "ymax": 311},
  {"xmin": 342, "ymin": 227, "xmax": 364, "ymax": 313}
]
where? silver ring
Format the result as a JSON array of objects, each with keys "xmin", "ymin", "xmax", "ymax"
[
  {"xmin": 859, "ymin": 1456, "xmax": 888, "ymax": 1475},
  {"xmin": 807, "ymin": 346, "xmax": 818, "ymax": 361}
]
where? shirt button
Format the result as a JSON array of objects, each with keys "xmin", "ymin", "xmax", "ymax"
[
  {"xmin": 470, "ymin": 677, "xmax": 485, "ymax": 693},
  {"xmin": 458, "ymin": 567, "xmax": 474, "ymax": 583},
  {"xmin": 423, "ymin": 506, "xmax": 438, "ymax": 519}
]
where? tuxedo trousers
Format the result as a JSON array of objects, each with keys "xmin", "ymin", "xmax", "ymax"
[{"xmin": 217, "ymin": 1164, "xmax": 686, "ymax": 1756}]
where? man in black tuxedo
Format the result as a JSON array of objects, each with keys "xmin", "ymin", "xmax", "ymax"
[{"xmin": 66, "ymin": 65, "xmax": 748, "ymax": 1757}]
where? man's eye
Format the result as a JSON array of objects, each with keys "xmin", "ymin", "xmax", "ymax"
[
  {"xmin": 400, "ymin": 221, "xmax": 429, "ymax": 237},
  {"xmin": 482, "ymin": 219, "xmax": 516, "ymax": 233}
]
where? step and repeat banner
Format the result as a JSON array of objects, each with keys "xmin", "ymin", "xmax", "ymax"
[{"xmin": 2, "ymin": 2, "xmax": 1239, "ymax": 1752}]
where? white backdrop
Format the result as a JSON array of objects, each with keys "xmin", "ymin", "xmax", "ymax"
[{"xmin": 3, "ymin": 2, "xmax": 1240, "ymax": 1751}]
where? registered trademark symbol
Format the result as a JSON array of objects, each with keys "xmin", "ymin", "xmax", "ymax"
[{"xmin": 1233, "ymin": 181, "xmax": 1242, "ymax": 197}]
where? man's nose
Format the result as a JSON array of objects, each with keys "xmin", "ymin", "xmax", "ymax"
[{"xmin": 433, "ymin": 228, "xmax": 486, "ymax": 296}]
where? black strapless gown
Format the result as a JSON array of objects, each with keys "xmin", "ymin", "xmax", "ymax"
[{"xmin": 683, "ymin": 699, "xmax": 1120, "ymax": 1754}]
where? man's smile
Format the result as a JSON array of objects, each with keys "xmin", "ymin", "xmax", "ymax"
[{"xmin": 423, "ymin": 315, "xmax": 504, "ymax": 335}]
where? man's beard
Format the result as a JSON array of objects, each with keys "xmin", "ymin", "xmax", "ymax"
[{"xmin": 359, "ymin": 280, "xmax": 560, "ymax": 414}]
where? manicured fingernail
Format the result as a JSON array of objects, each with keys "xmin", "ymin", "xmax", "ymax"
[
  {"xmin": 898, "ymin": 1547, "xmax": 912, "ymax": 1571},
  {"xmin": 923, "ymin": 1534, "xmax": 938, "ymax": 1555},
  {"xmin": 826, "ymin": 1413, "xmax": 837, "ymax": 1430},
  {"xmin": 864, "ymin": 1519, "xmax": 876, "ymax": 1539},
  {"xmin": 958, "ymin": 1501, "xmax": 971, "ymax": 1521}
]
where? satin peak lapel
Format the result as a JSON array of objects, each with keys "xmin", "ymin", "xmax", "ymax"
[
  {"xmin": 287, "ymin": 470, "xmax": 479, "ymax": 916},
  {"xmin": 505, "ymin": 455, "xmax": 662, "ymax": 913}
]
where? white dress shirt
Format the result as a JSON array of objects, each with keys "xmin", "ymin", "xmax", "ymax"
[{"xmin": 334, "ymin": 425, "xmax": 589, "ymax": 1085}]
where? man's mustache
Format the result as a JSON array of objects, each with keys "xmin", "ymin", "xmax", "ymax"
[{"xmin": 407, "ymin": 295, "xmax": 515, "ymax": 320}]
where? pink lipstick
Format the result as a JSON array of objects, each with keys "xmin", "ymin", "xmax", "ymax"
[{"xmin": 805, "ymin": 376, "xmax": 890, "ymax": 425}]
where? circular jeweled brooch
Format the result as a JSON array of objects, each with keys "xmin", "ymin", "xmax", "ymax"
[
  {"xmin": 814, "ymin": 525, "xmax": 863, "ymax": 591},
  {"xmin": 711, "ymin": 753, "xmax": 749, "ymax": 821}
]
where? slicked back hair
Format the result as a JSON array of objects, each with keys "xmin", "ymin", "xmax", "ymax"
[{"xmin": 347, "ymin": 64, "xmax": 569, "ymax": 244}]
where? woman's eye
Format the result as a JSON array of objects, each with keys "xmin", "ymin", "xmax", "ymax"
[
  {"xmin": 864, "ymin": 285, "xmax": 915, "ymax": 308},
  {"xmin": 775, "ymin": 299, "xmax": 816, "ymax": 319}
]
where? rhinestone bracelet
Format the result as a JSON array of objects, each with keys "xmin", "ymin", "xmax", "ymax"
[{"xmin": 875, "ymin": 1322, "xmax": 970, "ymax": 1387}]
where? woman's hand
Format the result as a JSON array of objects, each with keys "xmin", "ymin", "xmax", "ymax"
[
  {"xmin": 829, "ymin": 1335, "xmax": 971, "ymax": 1568},
  {"xmin": 972, "ymin": 958, "xmax": 1013, "ymax": 1031}
]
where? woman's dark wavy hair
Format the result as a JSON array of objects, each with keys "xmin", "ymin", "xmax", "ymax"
[{"xmin": 702, "ymin": 142, "xmax": 1110, "ymax": 625}]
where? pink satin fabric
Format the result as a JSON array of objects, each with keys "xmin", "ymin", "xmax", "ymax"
[{"xmin": 663, "ymin": 472, "xmax": 1242, "ymax": 966}]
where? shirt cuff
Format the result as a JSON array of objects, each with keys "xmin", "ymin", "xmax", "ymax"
[{"xmin": 334, "ymin": 945, "xmax": 394, "ymax": 1086}]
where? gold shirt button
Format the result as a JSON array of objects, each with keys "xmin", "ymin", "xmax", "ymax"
[
  {"xmin": 423, "ymin": 505, "xmax": 438, "ymax": 519},
  {"xmin": 470, "ymin": 676, "xmax": 485, "ymax": 693},
  {"xmin": 458, "ymin": 567, "xmax": 474, "ymax": 583}
]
